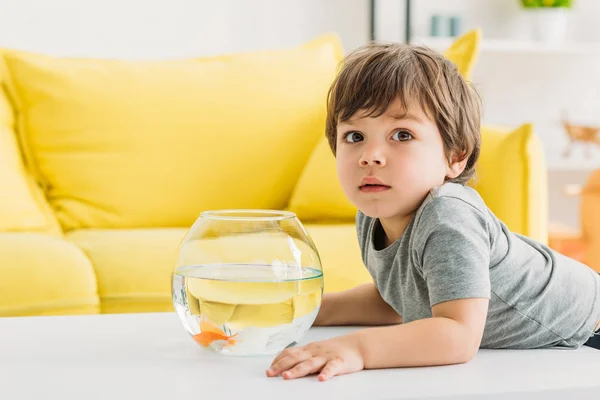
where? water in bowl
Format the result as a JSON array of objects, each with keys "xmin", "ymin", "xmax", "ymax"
[{"xmin": 172, "ymin": 264, "xmax": 323, "ymax": 356}]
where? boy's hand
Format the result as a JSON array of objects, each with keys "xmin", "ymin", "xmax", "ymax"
[{"xmin": 265, "ymin": 334, "xmax": 364, "ymax": 381}]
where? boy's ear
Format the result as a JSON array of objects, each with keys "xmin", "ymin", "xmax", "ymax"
[{"xmin": 446, "ymin": 153, "xmax": 468, "ymax": 179}]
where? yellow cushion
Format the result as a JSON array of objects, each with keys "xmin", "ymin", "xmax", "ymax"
[
  {"xmin": 286, "ymin": 134, "xmax": 357, "ymax": 221},
  {"xmin": 443, "ymin": 28, "xmax": 481, "ymax": 78},
  {"xmin": 66, "ymin": 228, "xmax": 188, "ymax": 313},
  {"xmin": 3, "ymin": 33, "xmax": 343, "ymax": 230},
  {"xmin": 473, "ymin": 123, "xmax": 548, "ymax": 243},
  {"xmin": 287, "ymin": 29, "xmax": 481, "ymax": 221},
  {"xmin": 0, "ymin": 233, "xmax": 99, "ymax": 316},
  {"xmin": 0, "ymin": 58, "xmax": 61, "ymax": 234},
  {"xmin": 305, "ymin": 224, "xmax": 372, "ymax": 293}
]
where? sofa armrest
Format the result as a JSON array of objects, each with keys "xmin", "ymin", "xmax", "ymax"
[
  {"xmin": 524, "ymin": 131, "xmax": 548, "ymax": 244},
  {"xmin": 474, "ymin": 123, "xmax": 548, "ymax": 244}
]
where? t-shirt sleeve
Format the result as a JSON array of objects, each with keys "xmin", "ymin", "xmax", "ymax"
[
  {"xmin": 414, "ymin": 197, "xmax": 492, "ymax": 307},
  {"xmin": 355, "ymin": 210, "xmax": 370, "ymax": 265}
]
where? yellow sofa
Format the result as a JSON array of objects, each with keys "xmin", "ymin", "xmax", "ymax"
[{"xmin": 0, "ymin": 32, "xmax": 548, "ymax": 317}]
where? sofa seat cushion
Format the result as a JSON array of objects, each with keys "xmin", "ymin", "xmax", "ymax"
[
  {"xmin": 66, "ymin": 223, "xmax": 371, "ymax": 315},
  {"xmin": 305, "ymin": 223, "xmax": 372, "ymax": 293},
  {"xmin": 66, "ymin": 228, "xmax": 188, "ymax": 314},
  {"xmin": 0, "ymin": 233, "xmax": 99, "ymax": 316}
]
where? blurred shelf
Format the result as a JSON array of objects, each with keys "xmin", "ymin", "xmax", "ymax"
[
  {"xmin": 412, "ymin": 36, "xmax": 600, "ymax": 56},
  {"xmin": 546, "ymin": 161, "xmax": 600, "ymax": 172}
]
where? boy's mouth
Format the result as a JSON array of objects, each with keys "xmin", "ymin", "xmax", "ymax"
[
  {"xmin": 359, "ymin": 176, "xmax": 390, "ymax": 192},
  {"xmin": 359, "ymin": 183, "xmax": 391, "ymax": 193}
]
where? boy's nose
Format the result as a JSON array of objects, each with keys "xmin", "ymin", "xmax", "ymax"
[{"xmin": 359, "ymin": 150, "xmax": 386, "ymax": 167}]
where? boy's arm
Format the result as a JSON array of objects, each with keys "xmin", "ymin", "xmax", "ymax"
[
  {"xmin": 313, "ymin": 283, "xmax": 403, "ymax": 327},
  {"xmin": 266, "ymin": 297, "xmax": 488, "ymax": 381},
  {"xmin": 354, "ymin": 297, "xmax": 488, "ymax": 368}
]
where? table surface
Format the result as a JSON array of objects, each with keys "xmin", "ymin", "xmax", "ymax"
[{"xmin": 1, "ymin": 312, "xmax": 599, "ymax": 400}]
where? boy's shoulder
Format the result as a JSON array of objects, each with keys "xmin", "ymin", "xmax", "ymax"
[
  {"xmin": 419, "ymin": 182, "xmax": 487, "ymax": 217},
  {"xmin": 414, "ymin": 183, "xmax": 491, "ymax": 232}
]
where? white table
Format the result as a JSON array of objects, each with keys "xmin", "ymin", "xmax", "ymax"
[{"xmin": 0, "ymin": 312, "xmax": 599, "ymax": 399}]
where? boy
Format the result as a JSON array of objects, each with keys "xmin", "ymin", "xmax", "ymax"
[{"xmin": 265, "ymin": 42, "xmax": 600, "ymax": 381}]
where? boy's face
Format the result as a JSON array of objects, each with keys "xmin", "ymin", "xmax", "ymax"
[{"xmin": 336, "ymin": 97, "xmax": 458, "ymax": 223}]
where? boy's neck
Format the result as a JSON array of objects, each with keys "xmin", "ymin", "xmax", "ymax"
[{"xmin": 376, "ymin": 213, "xmax": 415, "ymax": 249}]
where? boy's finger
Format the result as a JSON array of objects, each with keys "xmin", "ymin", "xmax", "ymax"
[
  {"xmin": 318, "ymin": 359, "xmax": 344, "ymax": 382},
  {"xmin": 282, "ymin": 357, "xmax": 326, "ymax": 380},
  {"xmin": 269, "ymin": 346, "xmax": 303, "ymax": 368},
  {"xmin": 269, "ymin": 349, "xmax": 291, "ymax": 368},
  {"xmin": 266, "ymin": 351, "xmax": 310, "ymax": 377}
]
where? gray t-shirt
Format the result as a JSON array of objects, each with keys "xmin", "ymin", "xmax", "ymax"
[{"xmin": 356, "ymin": 183, "xmax": 600, "ymax": 348}]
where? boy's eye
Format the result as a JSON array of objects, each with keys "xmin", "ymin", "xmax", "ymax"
[
  {"xmin": 344, "ymin": 131, "xmax": 363, "ymax": 143},
  {"xmin": 392, "ymin": 130, "xmax": 413, "ymax": 142}
]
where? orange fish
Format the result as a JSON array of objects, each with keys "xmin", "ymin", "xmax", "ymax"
[{"xmin": 192, "ymin": 318, "xmax": 238, "ymax": 347}]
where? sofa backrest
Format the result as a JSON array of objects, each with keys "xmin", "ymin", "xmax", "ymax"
[
  {"xmin": 2, "ymin": 34, "xmax": 343, "ymax": 230},
  {"xmin": 0, "ymin": 55, "xmax": 61, "ymax": 234}
]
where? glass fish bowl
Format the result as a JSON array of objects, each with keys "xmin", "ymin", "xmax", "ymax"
[{"xmin": 172, "ymin": 210, "xmax": 324, "ymax": 357}]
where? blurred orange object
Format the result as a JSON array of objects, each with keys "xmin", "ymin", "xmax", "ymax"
[
  {"xmin": 581, "ymin": 169, "xmax": 600, "ymax": 273},
  {"xmin": 548, "ymin": 222, "xmax": 586, "ymax": 265}
]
